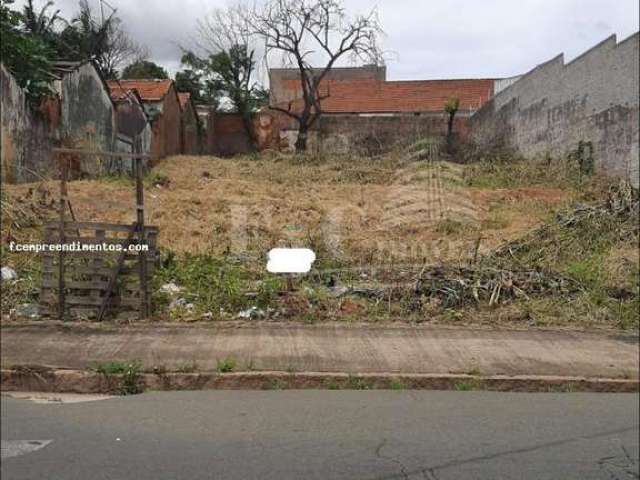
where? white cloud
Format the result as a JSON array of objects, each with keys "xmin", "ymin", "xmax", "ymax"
[{"xmin": 15, "ymin": 0, "xmax": 640, "ymax": 79}]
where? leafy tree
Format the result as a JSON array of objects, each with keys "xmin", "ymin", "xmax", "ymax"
[
  {"xmin": 175, "ymin": 68, "xmax": 220, "ymax": 106},
  {"xmin": 122, "ymin": 60, "xmax": 168, "ymax": 79},
  {"xmin": 21, "ymin": 0, "xmax": 64, "ymax": 46},
  {"xmin": 184, "ymin": 5, "xmax": 267, "ymax": 148},
  {"xmin": 1, "ymin": 0, "xmax": 53, "ymax": 100},
  {"xmin": 249, "ymin": 0, "xmax": 382, "ymax": 151},
  {"xmin": 56, "ymin": 0, "xmax": 142, "ymax": 79}
]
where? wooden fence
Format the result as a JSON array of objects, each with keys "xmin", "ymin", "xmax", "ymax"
[{"xmin": 39, "ymin": 221, "xmax": 158, "ymax": 320}]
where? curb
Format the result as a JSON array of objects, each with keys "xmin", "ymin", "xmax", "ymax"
[{"xmin": 1, "ymin": 368, "xmax": 638, "ymax": 394}]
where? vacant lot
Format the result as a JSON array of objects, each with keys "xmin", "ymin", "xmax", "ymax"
[{"xmin": 2, "ymin": 149, "xmax": 637, "ymax": 329}]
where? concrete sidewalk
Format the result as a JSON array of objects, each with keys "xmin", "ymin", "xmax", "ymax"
[{"xmin": 1, "ymin": 323, "xmax": 638, "ymax": 379}]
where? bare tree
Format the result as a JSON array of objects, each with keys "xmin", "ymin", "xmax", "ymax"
[
  {"xmin": 249, "ymin": 0, "xmax": 382, "ymax": 152},
  {"xmin": 102, "ymin": 24, "xmax": 148, "ymax": 78}
]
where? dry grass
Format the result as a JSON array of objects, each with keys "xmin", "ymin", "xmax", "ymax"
[
  {"xmin": 6, "ymin": 150, "xmax": 627, "ymax": 328},
  {"xmin": 1, "ymin": 154, "xmax": 570, "ymax": 267}
]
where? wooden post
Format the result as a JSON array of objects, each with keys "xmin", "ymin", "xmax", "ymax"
[
  {"xmin": 135, "ymin": 156, "xmax": 149, "ymax": 318},
  {"xmin": 58, "ymin": 153, "xmax": 68, "ymax": 320}
]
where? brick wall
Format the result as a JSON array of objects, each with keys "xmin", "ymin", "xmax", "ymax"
[
  {"xmin": 470, "ymin": 33, "xmax": 639, "ymax": 186},
  {"xmin": 149, "ymin": 86, "xmax": 182, "ymax": 162}
]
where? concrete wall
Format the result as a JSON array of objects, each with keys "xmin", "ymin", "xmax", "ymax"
[
  {"xmin": 181, "ymin": 100, "xmax": 201, "ymax": 155},
  {"xmin": 470, "ymin": 33, "xmax": 640, "ymax": 186},
  {"xmin": 274, "ymin": 111, "xmax": 470, "ymax": 154},
  {"xmin": 112, "ymin": 95, "xmax": 152, "ymax": 173},
  {"xmin": 212, "ymin": 113, "xmax": 253, "ymax": 156},
  {"xmin": 1, "ymin": 64, "xmax": 57, "ymax": 183},
  {"xmin": 196, "ymin": 106, "xmax": 216, "ymax": 155},
  {"xmin": 56, "ymin": 62, "xmax": 117, "ymax": 178}
]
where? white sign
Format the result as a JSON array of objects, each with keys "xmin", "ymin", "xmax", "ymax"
[{"xmin": 266, "ymin": 248, "xmax": 316, "ymax": 273}]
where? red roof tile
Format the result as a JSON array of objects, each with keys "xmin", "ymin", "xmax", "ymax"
[
  {"xmin": 276, "ymin": 78, "xmax": 495, "ymax": 113},
  {"xmin": 107, "ymin": 79, "xmax": 173, "ymax": 102}
]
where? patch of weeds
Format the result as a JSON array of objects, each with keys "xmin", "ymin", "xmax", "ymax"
[
  {"xmin": 101, "ymin": 174, "xmax": 134, "ymax": 187},
  {"xmin": 145, "ymin": 172, "xmax": 171, "ymax": 188},
  {"xmin": 90, "ymin": 361, "xmax": 130, "ymax": 375},
  {"xmin": 153, "ymin": 253, "xmax": 251, "ymax": 315},
  {"xmin": 325, "ymin": 378, "xmax": 340, "ymax": 390},
  {"xmin": 90, "ymin": 360, "xmax": 143, "ymax": 395},
  {"xmin": 347, "ymin": 376, "xmax": 372, "ymax": 390},
  {"xmin": 453, "ymin": 380, "xmax": 476, "ymax": 391},
  {"xmin": 256, "ymin": 275, "xmax": 285, "ymax": 309},
  {"xmin": 566, "ymin": 254, "xmax": 604, "ymax": 288},
  {"xmin": 389, "ymin": 378, "xmax": 406, "ymax": 390},
  {"xmin": 216, "ymin": 357, "xmax": 237, "ymax": 373},
  {"xmin": 269, "ymin": 378, "xmax": 287, "ymax": 390}
]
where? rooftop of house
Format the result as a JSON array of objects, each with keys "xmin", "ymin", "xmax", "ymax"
[{"xmin": 107, "ymin": 79, "xmax": 173, "ymax": 102}]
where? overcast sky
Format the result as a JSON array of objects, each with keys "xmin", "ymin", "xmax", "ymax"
[{"xmin": 16, "ymin": 0, "xmax": 640, "ymax": 80}]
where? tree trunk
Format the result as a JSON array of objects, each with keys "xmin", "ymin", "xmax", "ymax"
[
  {"xmin": 295, "ymin": 125, "xmax": 309, "ymax": 152},
  {"xmin": 447, "ymin": 112, "xmax": 455, "ymax": 140},
  {"xmin": 446, "ymin": 111, "xmax": 456, "ymax": 153},
  {"xmin": 240, "ymin": 111, "xmax": 257, "ymax": 152}
]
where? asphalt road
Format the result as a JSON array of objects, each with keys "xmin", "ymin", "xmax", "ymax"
[{"xmin": 2, "ymin": 391, "xmax": 638, "ymax": 480}]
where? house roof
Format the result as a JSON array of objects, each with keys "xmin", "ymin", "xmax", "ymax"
[
  {"xmin": 178, "ymin": 92, "xmax": 192, "ymax": 110},
  {"xmin": 107, "ymin": 83, "xmax": 138, "ymax": 102},
  {"xmin": 275, "ymin": 78, "xmax": 495, "ymax": 113},
  {"xmin": 107, "ymin": 79, "xmax": 173, "ymax": 101}
]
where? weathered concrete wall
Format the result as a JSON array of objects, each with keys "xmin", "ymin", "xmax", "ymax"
[
  {"xmin": 112, "ymin": 95, "xmax": 152, "ymax": 172},
  {"xmin": 274, "ymin": 111, "xmax": 469, "ymax": 154},
  {"xmin": 470, "ymin": 33, "xmax": 640, "ymax": 186},
  {"xmin": 56, "ymin": 62, "xmax": 117, "ymax": 177},
  {"xmin": 196, "ymin": 106, "xmax": 216, "ymax": 155},
  {"xmin": 212, "ymin": 113, "xmax": 253, "ymax": 156},
  {"xmin": 181, "ymin": 101, "xmax": 201, "ymax": 155},
  {"xmin": 1, "ymin": 64, "xmax": 57, "ymax": 183}
]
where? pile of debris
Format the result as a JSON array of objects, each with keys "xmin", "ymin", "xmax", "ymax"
[
  {"xmin": 413, "ymin": 266, "xmax": 579, "ymax": 308},
  {"xmin": 336, "ymin": 265, "xmax": 580, "ymax": 309},
  {"xmin": 490, "ymin": 180, "xmax": 639, "ymax": 267}
]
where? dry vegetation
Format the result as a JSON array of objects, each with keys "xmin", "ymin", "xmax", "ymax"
[{"xmin": 1, "ymin": 145, "xmax": 638, "ymax": 329}]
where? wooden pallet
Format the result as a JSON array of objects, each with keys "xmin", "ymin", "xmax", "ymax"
[{"xmin": 39, "ymin": 221, "xmax": 159, "ymax": 321}]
